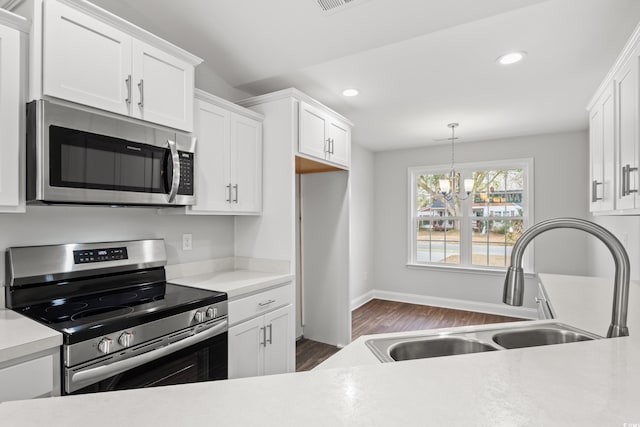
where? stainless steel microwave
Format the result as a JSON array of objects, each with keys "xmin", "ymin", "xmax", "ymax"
[{"xmin": 26, "ymin": 100, "xmax": 196, "ymax": 206}]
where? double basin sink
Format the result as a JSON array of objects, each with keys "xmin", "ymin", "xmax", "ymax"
[{"xmin": 365, "ymin": 322, "xmax": 601, "ymax": 363}]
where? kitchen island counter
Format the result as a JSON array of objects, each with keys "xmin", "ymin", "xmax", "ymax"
[{"xmin": 1, "ymin": 320, "xmax": 638, "ymax": 426}]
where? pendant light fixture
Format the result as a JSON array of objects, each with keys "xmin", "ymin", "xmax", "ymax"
[{"xmin": 439, "ymin": 123, "xmax": 474, "ymax": 201}]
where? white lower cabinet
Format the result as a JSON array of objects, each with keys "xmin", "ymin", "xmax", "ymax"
[
  {"xmin": 0, "ymin": 349, "xmax": 60, "ymax": 402},
  {"xmin": 228, "ymin": 283, "xmax": 295, "ymax": 379}
]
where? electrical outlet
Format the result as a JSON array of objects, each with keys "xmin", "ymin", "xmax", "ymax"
[{"xmin": 182, "ymin": 233, "xmax": 193, "ymax": 251}]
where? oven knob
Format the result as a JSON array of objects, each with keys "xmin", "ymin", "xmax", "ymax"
[
  {"xmin": 194, "ymin": 310, "xmax": 206, "ymax": 323},
  {"xmin": 97, "ymin": 338, "xmax": 113, "ymax": 354},
  {"xmin": 118, "ymin": 332, "xmax": 134, "ymax": 348},
  {"xmin": 206, "ymin": 307, "xmax": 217, "ymax": 319}
]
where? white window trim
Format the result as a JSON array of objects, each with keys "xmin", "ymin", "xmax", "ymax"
[{"xmin": 407, "ymin": 157, "xmax": 534, "ymax": 273}]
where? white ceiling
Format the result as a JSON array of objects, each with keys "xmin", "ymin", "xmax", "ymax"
[{"xmin": 90, "ymin": 0, "xmax": 640, "ymax": 151}]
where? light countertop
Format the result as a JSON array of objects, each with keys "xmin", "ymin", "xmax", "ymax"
[
  {"xmin": 0, "ymin": 320, "xmax": 638, "ymax": 426},
  {"xmin": 538, "ymin": 273, "xmax": 640, "ymax": 337},
  {"xmin": 171, "ymin": 270, "xmax": 294, "ymax": 299},
  {"xmin": 0, "ymin": 309, "xmax": 62, "ymax": 364}
]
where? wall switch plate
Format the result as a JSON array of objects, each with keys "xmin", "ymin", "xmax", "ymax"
[{"xmin": 182, "ymin": 233, "xmax": 193, "ymax": 251}]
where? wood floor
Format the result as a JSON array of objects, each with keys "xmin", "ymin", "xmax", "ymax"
[{"xmin": 295, "ymin": 299, "xmax": 523, "ymax": 372}]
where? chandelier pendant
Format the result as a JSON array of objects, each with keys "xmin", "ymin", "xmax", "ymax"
[{"xmin": 438, "ymin": 123, "xmax": 474, "ymax": 202}]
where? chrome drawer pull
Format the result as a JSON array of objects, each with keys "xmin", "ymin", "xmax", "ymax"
[{"xmin": 258, "ymin": 299, "xmax": 276, "ymax": 307}]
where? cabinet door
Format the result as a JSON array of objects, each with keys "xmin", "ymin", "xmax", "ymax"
[
  {"xmin": 0, "ymin": 355, "xmax": 54, "ymax": 402},
  {"xmin": 230, "ymin": 113, "xmax": 262, "ymax": 213},
  {"xmin": 327, "ymin": 119, "xmax": 350, "ymax": 167},
  {"xmin": 589, "ymin": 84, "xmax": 615, "ymax": 212},
  {"xmin": 132, "ymin": 39, "xmax": 194, "ymax": 132},
  {"xmin": 189, "ymin": 99, "xmax": 231, "ymax": 213},
  {"xmin": 43, "ymin": 0, "xmax": 132, "ymax": 116},
  {"xmin": 228, "ymin": 316, "xmax": 265, "ymax": 379},
  {"xmin": 0, "ymin": 23, "xmax": 21, "ymax": 209},
  {"xmin": 299, "ymin": 101, "xmax": 329, "ymax": 161},
  {"xmin": 615, "ymin": 56, "xmax": 638, "ymax": 210},
  {"xmin": 263, "ymin": 304, "xmax": 295, "ymax": 376}
]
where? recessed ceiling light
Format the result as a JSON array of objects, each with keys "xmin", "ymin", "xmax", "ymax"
[
  {"xmin": 342, "ymin": 88, "xmax": 359, "ymax": 97},
  {"xmin": 496, "ymin": 51, "xmax": 527, "ymax": 65}
]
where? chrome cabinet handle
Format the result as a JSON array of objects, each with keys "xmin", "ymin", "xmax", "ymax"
[
  {"xmin": 325, "ymin": 138, "xmax": 331, "ymax": 154},
  {"xmin": 226, "ymin": 184, "xmax": 232, "ymax": 203},
  {"xmin": 260, "ymin": 327, "xmax": 267, "ymax": 347},
  {"xmin": 622, "ymin": 164, "xmax": 638, "ymax": 196},
  {"xmin": 628, "ymin": 165, "xmax": 638, "ymax": 195},
  {"xmin": 330, "ymin": 138, "xmax": 335, "ymax": 154},
  {"xmin": 166, "ymin": 140, "xmax": 180, "ymax": 203},
  {"xmin": 259, "ymin": 299, "xmax": 276, "ymax": 307},
  {"xmin": 592, "ymin": 180, "xmax": 603, "ymax": 202},
  {"xmin": 233, "ymin": 184, "xmax": 238, "ymax": 203},
  {"xmin": 137, "ymin": 79, "xmax": 144, "ymax": 107},
  {"xmin": 125, "ymin": 75, "xmax": 132, "ymax": 105},
  {"xmin": 267, "ymin": 324, "xmax": 273, "ymax": 345}
]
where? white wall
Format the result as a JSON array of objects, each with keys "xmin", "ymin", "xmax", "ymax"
[
  {"xmin": 588, "ymin": 216, "xmax": 640, "ymax": 280},
  {"xmin": 195, "ymin": 65, "xmax": 252, "ymax": 102},
  {"xmin": 371, "ymin": 130, "xmax": 590, "ymax": 310},
  {"xmin": 349, "ymin": 143, "xmax": 375, "ymax": 307},
  {"xmin": 0, "ymin": 206, "xmax": 234, "ymax": 284}
]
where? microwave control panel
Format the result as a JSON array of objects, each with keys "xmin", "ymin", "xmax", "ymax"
[
  {"xmin": 178, "ymin": 151, "xmax": 194, "ymax": 196},
  {"xmin": 73, "ymin": 247, "xmax": 129, "ymax": 264}
]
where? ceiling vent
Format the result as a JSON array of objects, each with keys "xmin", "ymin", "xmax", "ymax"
[{"xmin": 315, "ymin": 0, "xmax": 368, "ymax": 14}]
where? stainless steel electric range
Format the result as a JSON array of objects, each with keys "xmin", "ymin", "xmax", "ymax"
[{"xmin": 5, "ymin": 239, "xmax": 228, "ymax": 395}]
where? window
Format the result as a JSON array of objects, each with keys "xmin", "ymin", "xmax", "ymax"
[{"xmin": 408, "ymin": 159, "xmax": 533, "ymax": 271}]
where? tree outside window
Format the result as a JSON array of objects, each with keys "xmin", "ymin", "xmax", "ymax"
[{"xmin": 409, "ymin": 159, "xmax": 532, "ymax": 271}]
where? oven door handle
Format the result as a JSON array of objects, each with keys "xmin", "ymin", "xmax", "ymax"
[
  {"xmin": 166, "ymin": 139, "xmax": 181, "ymax": 203},
  {"xmin": 70, "ymin": 319, "xmax": 227, "ymax": 389}
]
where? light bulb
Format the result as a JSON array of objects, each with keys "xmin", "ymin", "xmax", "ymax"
[
  {"xmin": 463, "ymin": 179, "xmax": 474, "ymax": 194},
  {"xmin": 439, "ymin": 179, "xmax": 450, "ymax": 194}
]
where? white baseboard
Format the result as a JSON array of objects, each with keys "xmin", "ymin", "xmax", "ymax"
[
  {"xmin": 351, "ymin": 289, "xmax": 538, "ymax": 319},
  {"xmin": 350, "ymin": 291, "xmax": 375, "ymax": 311}
]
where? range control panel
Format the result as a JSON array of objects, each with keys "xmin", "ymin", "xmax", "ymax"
[{"xmin": 73, "ymin": 247, "xmax": 128, "ymax": 264}]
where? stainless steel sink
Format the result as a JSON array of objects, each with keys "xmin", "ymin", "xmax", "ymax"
[
  {"xmin": 492, "ymin": 327, "xmax": 596, "ymax": 349},
  {"xmin": 388, "ymin": 337, "xmax": 498, "ymax": 361},
  {"xmin": 365, "ymin": 322, "xmax": 602, "ymax": 363}
]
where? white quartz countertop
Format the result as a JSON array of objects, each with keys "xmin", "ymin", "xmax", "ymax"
[
  {"xmin": 1, "ymin": 320, "xmax": 639, "ymax": 426},
  {"xmin": 0, "ymin": 309, "xmax": 62, "ymax": 364},
  {"xmin": 538, "ymin": 273, "xmax": 640, "ymax": 337},
  {"xmin": 171, "ymin": 270, "xmax": 294, "ymax": 299}
]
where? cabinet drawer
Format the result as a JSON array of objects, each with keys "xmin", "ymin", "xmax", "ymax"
[
  {"xmin": 0, "ymin": 355, "xmax": 54, "ymax": 402},
  {"xmin": 229, "ymin": 283, "xmax": 293, "ymax": 326}
]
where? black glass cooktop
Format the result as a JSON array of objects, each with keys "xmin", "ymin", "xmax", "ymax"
[{"xmin": 16, "ymin": 282, "xmax": 226, "ymax": 344}]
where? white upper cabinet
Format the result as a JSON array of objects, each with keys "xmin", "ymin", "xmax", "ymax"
[
  {"xmin": 299, "ymin": 101, "xmax": 329, "ymax": 160},
  {"xmin": 188, "ymin": 90, "xmax": 263, "ymax": 215},
  {"xmin": 32, "ymin": 0, "xmax": 201, "ymax": 131},
  {"xmin": 614, "ymin": 54, "xmax": 639, "ymax": 210},
  {"xmin": 589, "ymin": 83, "xmax": 615, "ymax": 213},
  {"xmin": 587, "ymin": 22, "xmax": 640, "ymax": 215},
  {"xmin": 230, "ymin": 113, "xmax": 262, "ymax": 213},
  {"xmin": 43, "ymin": 0, "xmax": 132, "ymax": 116},
  {"xmin": 299, "ymin": 100, "xmax": 352, "ymax": 169},
  {"xmin": 0, "ymin": 10, "xmax": 28, "ymax": 212},
  {"xmin": 131, "ymin": 39, "xmax": 194, "ymax": 131}
]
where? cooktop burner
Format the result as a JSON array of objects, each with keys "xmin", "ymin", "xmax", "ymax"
[
  {"xmin": 70, "ymin": 306, "xmax": 134, "ymax": 322},
  {"xmin": 16, "ymin": 282, "xmax": 226, "ymax": 344}
]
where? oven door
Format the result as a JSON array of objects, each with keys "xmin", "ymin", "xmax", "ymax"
[{"xmin": 65, "ymin": 320, "xmax": 227, "ymax": 395}]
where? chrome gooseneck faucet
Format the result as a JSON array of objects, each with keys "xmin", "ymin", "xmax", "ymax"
[{"xmin": 503, "ymin": 217, "xmax": 630, "ymax": 338}]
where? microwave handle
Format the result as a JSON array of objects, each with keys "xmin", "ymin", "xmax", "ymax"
[{"xmin": 167, "ymin": 139, "xmax": 181, "ymax": 203}]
